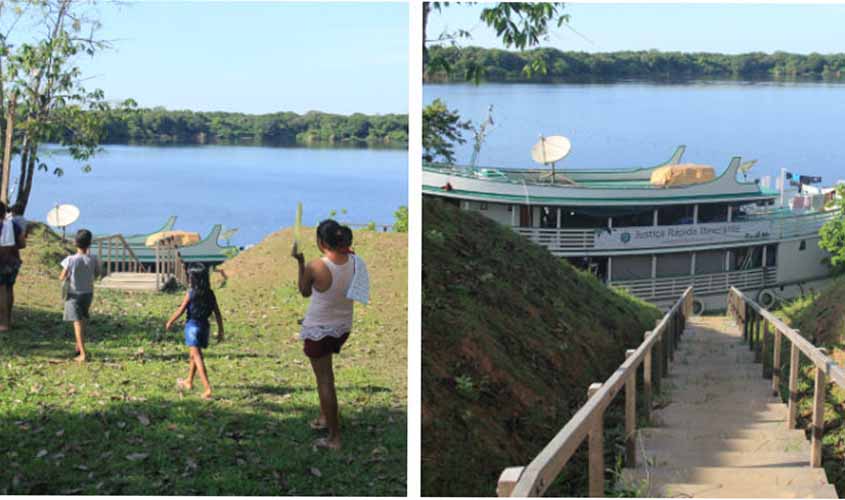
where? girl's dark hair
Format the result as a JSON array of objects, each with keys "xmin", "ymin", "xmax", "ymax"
[
  {"xmin": 187, "ymin": 263, "xmax": 215, "ymax": 319},
  {"xmin": 0, "ymin": 202, "xmax": 6, "ymax": 219},
  {"xmin": 75, "ymin": 229, "xmax": 93, "ymax": 249},
  {"xmin": 316, "ymin": 219, "xmax": 353, "ymax": 251}
]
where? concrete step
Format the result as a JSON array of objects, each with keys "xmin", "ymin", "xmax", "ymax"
[
  {"xmin": 638, "ymin": 434, "xmax": 810, "ymax": 454},
  {"xmin": 642, "ymin": 450, "xmax": 810, "ymax": 468},
  {"xmin": 653, "ymin": 482, "xmax": 838, "ymax": 498},
  {"xmin": 621, "ymin": 466, "xmax": 831, "ymax": 490},
  {"xmin": 638, "ymin": 427, "xmax": 809, "ymax": 442}
]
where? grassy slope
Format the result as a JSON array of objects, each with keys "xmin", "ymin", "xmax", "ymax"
[
  {"xmin": 778, "ymin": 276, "xmax": 845, "ymax": 496},
  {"xmin": 422, "ymin": 199, "xmax": 661, "ymax": 497},
  {"xmin": 0, "ymin": 224, "xmax": 406, "ymax": 495}
]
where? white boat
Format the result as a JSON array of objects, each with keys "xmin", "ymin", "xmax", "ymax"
[{"xmin": 423, "ymin": 145, "xmax": 838, "ymax": 313}]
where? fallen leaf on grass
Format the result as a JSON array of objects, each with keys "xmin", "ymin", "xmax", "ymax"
[
  {"xmin": 310, "ymin": 467, "xmax": 322, "ymax": 477},
  {"xmin": 55, "ymin": 429, "xmax": 64, "ymax": 437},
  {"xmin": 35, "ymin": 449, "xmax": 47, "ymax": 458},
  {"xmin": 125, "ymin": 453, "xmax": 148, "ymax": 462},
  {"xmin": 136, "ymin": 413, "xmax": 150, "ymax": 426}
]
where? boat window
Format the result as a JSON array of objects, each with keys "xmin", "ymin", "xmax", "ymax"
[
  {"xmin": 610, "ymin": 255, "xmax": 652, "ymax": 281},
  {"xmin": 656, "ymin": 252, "xmax": 692, "ymax": 278},
  {"xmin": 730, "ymin": 246, "xmax": 764, "ymax": 270},
  {"xmin": 560, "ymin": 208, "xmax": 607, "ymax": 229},
  {"xmin": 480, "ymin": 202, "xmax": 488, "ymax": 210},
  {"xmin": 612, "ymin": 209, "xmax": 654, "ymax": 228},
  {"xmin": 539, "ymin": 206, "xmax": 558, "ymax": 229},
  {"xmin": 799, "ymin": 240, "xmax": 807, "ymax": 251},
  {"xmin": 695, "ymin": 250, "xmax": 725, "ymax": 274},
  {"xmin": 658, "ymin": 204, "xmax": 695, "ymax": 226},
  {"xmin": 697, "ymin": 203, "xmax": 729, "ymax": 223},
  {"xmin": 766, "ymin": 244, "xmax": 777, "ymax": 266}
]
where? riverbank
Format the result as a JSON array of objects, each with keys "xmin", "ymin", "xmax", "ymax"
[
  {"xmin": 53, "ymin": 109, "xmax": 408, "ymax": 149},
  {"xmin": 0, "ymin": 224, "xmax": 407, "ymax": 495},
  {"xmin": 425, "ymin": 46, "xmax": 845, "ymax": 83}
]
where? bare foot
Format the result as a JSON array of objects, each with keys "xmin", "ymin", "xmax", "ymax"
[
  {"xmin": 177, "ymin": 378, "xmax": 192, "ymax": 391},
  {"xmin": 313, "ymin": 437, "xmax": 341, "ymax": 451},
  {"xmin": 201, "ymin": 390, "xmax": 213, "ymax": 400},
  {"xmin": 309, "ymin": 418, "xmax": 328, "ymax": 431},
  {"xmin": 74, "ymin": 354, "xmax": 87, "ymax": 363}
]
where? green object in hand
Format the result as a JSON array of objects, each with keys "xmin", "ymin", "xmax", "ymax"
[
  {"xmin": 61, "ymin": 279, "xmax": 69, "ymax": 301},
  {"xmin": 294, "ymin": 201, "xmax": 303, "ymax": 245}
]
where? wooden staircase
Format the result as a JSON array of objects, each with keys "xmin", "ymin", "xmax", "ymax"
[
  {"xmin": 97, "ymin": 272, "xmax": 171, "ymax": 292},
  {"xmin": 93, "ymin": 234, "xmax": 187, "ymax": 292},
  {"xmin": 620, "ymin": 315, "xmax": 837, "ymax": 498}
]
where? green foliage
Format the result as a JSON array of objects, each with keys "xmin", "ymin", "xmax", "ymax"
[
  {"xmin": 60, "ymin": 108, "xmax": 408, "ymax": 148},
  {"xmin": 425, "ymin": 46, "xmax": 845, "ymax": 83},
  {"xmin": 424, "ymin": 3, "xmax": 567, "ymax": 81},
  {"xmin": 366, "ymin": 221, "xmax": 377, "ymax": 232},
  {"xmin": 393, "ymin": 206, "xmax": 408, "ymax": 233},
  {"xmin": 0, "ymin": 0, "xmax": 115, "ymax": 212},
  {"xmin": 454, "ymin": 375, "xmax": 478, "ymax": 401},
  {"xmin": 422, "ymin": 99, "xmax": 471, "ymax": 163},
  {"xmin": 820, "ymin": 185, "xmax": 845, "ymax": 274}
]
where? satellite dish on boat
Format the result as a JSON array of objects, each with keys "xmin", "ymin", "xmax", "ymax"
[
  {"xmin": 531, "ymin": 135, "xmax": 571, "ymax": 183},
  {"xmin": 46, "ymin": 203, "xmax": 80, "ymax": 242},
  {"xmin": 531, "ymin": 135, "xmax": 571, "ymax": 164}
]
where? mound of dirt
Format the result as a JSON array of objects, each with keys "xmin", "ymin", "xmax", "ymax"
[{"xmin": 422, "ymin": 198, "xmax": 660, "ymax": 496}]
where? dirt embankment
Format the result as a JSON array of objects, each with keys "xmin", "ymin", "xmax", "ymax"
[{"xmin": 421, "ymin": 198, "xmax": 660, "ymax": 496}]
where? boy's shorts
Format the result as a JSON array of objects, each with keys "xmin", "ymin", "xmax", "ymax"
[
  {"xmin": 64, "ymin": 292, "xmax": 93, "ymax": 321},
  {"xmin": 304, "ymin": 332, "xmax": 350, "ymax": 359},
  {"xmin": 185, "ymin": 319, "xmax": 210, "ymax": 349}
]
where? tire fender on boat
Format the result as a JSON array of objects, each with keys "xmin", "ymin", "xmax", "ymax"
[
  {"xmin": 692, "ymin": 299, "xmax": 705, "ymax": 316},
  {"xmin": 757, "ymin": 289, "xmax": 777, "ymax": 308}
]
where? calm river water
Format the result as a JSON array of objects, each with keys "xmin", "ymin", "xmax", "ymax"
[
  {"xmin": 25, "ymin": 144, "xmax": 407, "ymax": 246},
  {"xmin": 425, "ymin": 81, "xmax": 845, "ymax": 184}
]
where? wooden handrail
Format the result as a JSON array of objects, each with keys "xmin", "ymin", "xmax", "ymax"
[
  {"xmin": 154, "ymin": 236, "xmax": 189, "ymax": 289},
  {"xmin": 92, "ymin": 234, "xmax": 142, "ymax": 274},
  {"xmin": 498, "ymin": 287, "xmax": 694, "ymax": 497},
  {"xmin": 727, "ymin": 286, "xmax": 844, "ymax": 468}
]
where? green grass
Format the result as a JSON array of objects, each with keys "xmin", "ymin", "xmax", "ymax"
[{"xmin": 0, "ymin": 224, "xmax": 407, "ymax": 495}]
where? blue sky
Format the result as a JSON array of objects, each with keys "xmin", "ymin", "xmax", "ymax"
[
  {"xmin": 71, "ymin": 2, "xmax": 408, "ymax": 114},
  {"xmin": 427, "ymin": 3, "xmax": 845, "ymax": 54}
]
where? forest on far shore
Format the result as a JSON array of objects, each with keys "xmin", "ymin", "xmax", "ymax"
[
  {"xmin": 425, "ymin": 46, "xmax": 845, "ymax": 83},
  {"xmin": 54, "ymin": 108, "xmax": 409, "ymax": 148}
]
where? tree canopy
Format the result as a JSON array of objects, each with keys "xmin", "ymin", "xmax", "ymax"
[
  {"xmin": 52, "ymin": 107, "xmax": 408, "ymax": 148},
  {"xmin": 820, "ymin": 185, "xmax": 845, "ymax": 274},
  {"xmin": 425, "ymin": 46, "xmax": 845, "ymax": 83}
]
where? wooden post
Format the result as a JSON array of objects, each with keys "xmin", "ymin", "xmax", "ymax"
[
  {"xmin": 625, "ymin": 349, "xmax": 637, "ymax": 467},
  {"xmin": 788, "ymin": 342, "xmax": 800, "ymax": 429},
  {"xmin": 1, "ymin": 91, "xmax": 17, "ymax": 205},
  {"xmin": 654, "ymin": 325, "xmax": 663, "ymax": 394},
  {"xmin": 588, "ymin": 382, "xmax": 604, "ymax": 497},
  {"xmin": 772, "ymin": 329, "xmax": 782, "ymax": 397},
  {"xmin": 743, "ymin": 302, "xmax": 749, "ymax": 342},
  {"xmin": 811, "ymin": 348, "xmax": 828, "ymax": 467},
  {"xmin": 496, "ymin": 466, "xmax": 525, "ymax": 497},
  {"xmin": 761, "ymin": 320, "xmax": 770, "ymax": 378},
  {"xmin": 749, "ymin": 310, "xmax": 756, "ymax": 353},
  {"xmin": 667, "ymin": 316, "xmax": 675, "ymax": 363},
  {"xmin": 643, "ymin": 331, "xmax": 653, "ymax": 421},
  {"xmin": 754, "ymin": 314, "xmax": 763, "ymax": 363}
]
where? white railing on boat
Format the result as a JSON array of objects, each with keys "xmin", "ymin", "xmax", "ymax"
[
  {"xmin": 613, "ymin": 267, "xmax": 778, "ymax": 302},
  {"xmin": 513, "ymin": 210, "xmax": 836, "ymax": 253}
]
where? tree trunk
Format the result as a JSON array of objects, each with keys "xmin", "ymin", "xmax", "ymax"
[
  {"xmin": 422, "ymin": 2, "xmax": 430, "ymax": 67},
  {"xmin": 15, "ymin": 142, "xmax": 36, "ymax": 214},
  {"xmin": 15, "ymin": 136, "xmax": 30, "ymax": 211}
]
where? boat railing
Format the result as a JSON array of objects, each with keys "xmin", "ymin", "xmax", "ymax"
[
  {"xmin": 613, "ymin": 267, "xmax": 777, "ymax": 302},
  {"xmin": 514, "ymin": 209, "xmax": 836, "ymax": 253}
]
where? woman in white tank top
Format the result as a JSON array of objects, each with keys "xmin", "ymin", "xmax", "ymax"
[{"xmin": 292, "ymin": 219, "xmax": 360, "ymax": 451}]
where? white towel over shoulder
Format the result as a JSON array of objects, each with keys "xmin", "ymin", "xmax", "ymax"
[
  {"xmin": 0, "ymin": 215, "xmax": 15, "ymax": 247},
  {"xmin": 346, "ymin": 254, "xmax": 370, "ymax": 305}
]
